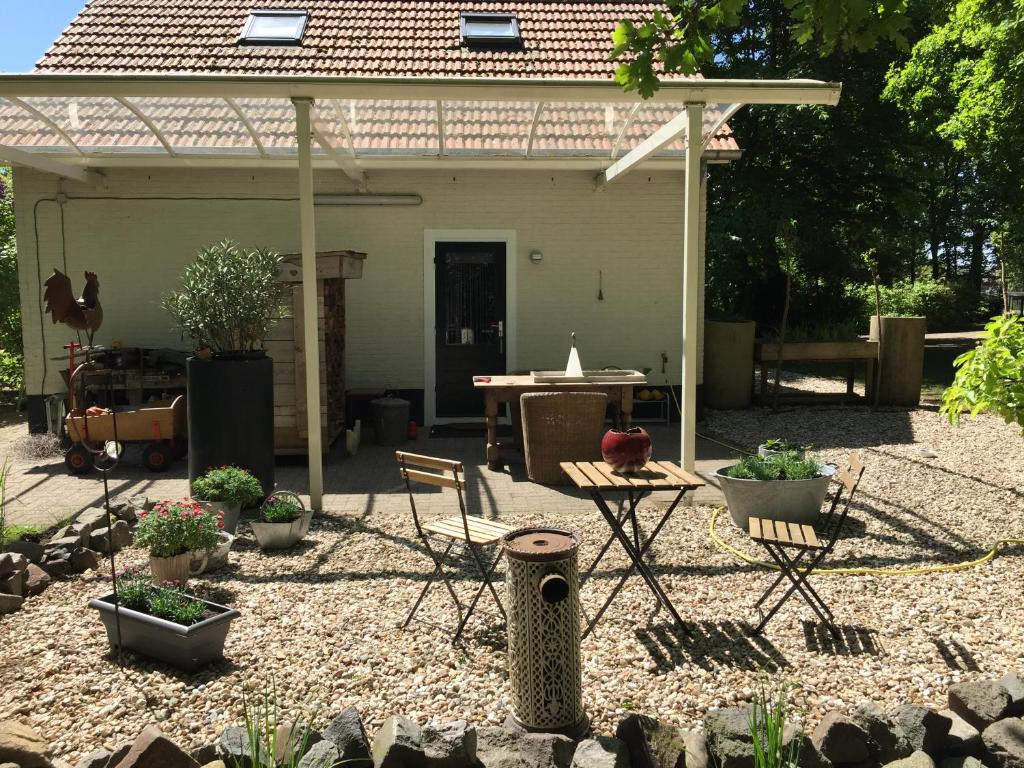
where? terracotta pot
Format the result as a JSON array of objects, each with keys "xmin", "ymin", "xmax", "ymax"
[
  {"xmin": 149, "ymin": 551, "xmax": 204, "ymax": 583},
  {"xmin": 601, "ymin": 427, "xmax": 652, "ymax": 473}
]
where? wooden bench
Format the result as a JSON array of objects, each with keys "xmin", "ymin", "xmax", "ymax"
[{"xmin": 754, "ymin": 340, "xmax": 878, "ymax": 402}]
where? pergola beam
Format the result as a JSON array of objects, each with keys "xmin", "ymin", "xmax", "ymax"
[
  {"xmin": 310, "ymin": 103, "xmax": 366, "ymax": 188},
  {"xmin": 224, "ymin": 97, "xmax": 268, "ymax": 158},
  {"xmin": 5, "ymin": 96, "xmax": 84, "ymax": 156},
  {"xmin": 328, "ymin": 99, "xmax": 358, "ymax": 158},
  {"xmin": 599, "ymin": 109, "xmax": 690, "ymax": 187},
  {"xmin": 680, "ymin": 103, "xmax": 704, "ymax": 472},
  {"xmin": 114, "ymin": 96, "xmax": 176, "ymax": 156},
  {"xmin": 0, "ymin": 143, "xmax": 96, "ymax": 183},
  {"xmin": 701, "ymin": 103, "xmax": 745, "ymax": 151},
  {"xmin": 610, "ymin": 103, "xmax": 641, "ymax": 159},
  {"xmin": 436, "ymin": 100, "xmax": 445, "ymax": 156},
  {"xmin": 526, "ymin": 102, "xmax": 544, "ymax": 157}
]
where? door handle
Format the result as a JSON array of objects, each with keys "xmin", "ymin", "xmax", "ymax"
[{"xmin": 498, "ymin": 321, "xmax": 504, "ymax": 354}]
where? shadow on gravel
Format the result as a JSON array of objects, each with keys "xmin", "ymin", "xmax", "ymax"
[
  {"xmin": 933, "ymin": 637, "xmax": 981, "ymax": 671},
  {"xmin": 802, "ymin": 621, "xmax": 880, "ymax": 656},
  {"xmin": 634, "ymin": 619, "xmax": 789, "ymax": 672}
]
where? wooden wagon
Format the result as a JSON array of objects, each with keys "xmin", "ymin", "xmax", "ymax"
[{"xmin": 64, "ymin": 395, "xmax": 187, "ymax": 474}]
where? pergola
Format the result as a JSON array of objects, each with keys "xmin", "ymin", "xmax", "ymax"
[{"xmin": 0, "ymin": 74, "xmax": 841, "ymax": 509}]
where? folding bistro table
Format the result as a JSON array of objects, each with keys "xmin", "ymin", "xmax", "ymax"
[{"xmin": 559, "ymin": 460, "xmax": 704, "ymax": 637}]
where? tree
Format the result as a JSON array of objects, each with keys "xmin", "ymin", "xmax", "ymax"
[
  {"xmin": 0, "ymin": 166, "xmax": 22, "ymax": 394},
  {"xmin": 611, "ymin": 0, "xmax": 910, "ymax": 97}
]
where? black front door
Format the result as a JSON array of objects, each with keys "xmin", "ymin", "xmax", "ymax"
[{"xmin": 435, "ymin": 242, "xmax": 506, "ymax": 417}]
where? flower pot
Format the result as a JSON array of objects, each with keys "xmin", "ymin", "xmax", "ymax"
[
  {"xmin": 757, "ymin": 443, "xmax": 806, "ymax": 459},
  {"xmin": 199, "ymin": 500, "xmax": 242, "ymax": 534},
  {"xmin": 189, "ymin": 532, "xmax": 235, "ymax": 574},
  {"xmin": 250, "ymin": 510, "xmax": 313, "ymax": 550},
  {"xmin": 715, "ymin": 464, "xmax": 835, "ymax": 529},
  {"xmin": 187, "ymin": 355, "xmax": 274, "ymax": 495},
  {"xmin": 601, "ymin": 427, "xmax": 652, "ymax": 473},
  {"xmin": 149, "ymin": 552, "xmax": 199, "ymax": 583},
  {"xmin": 89, "ymin": 592, "xmax": 239, "ymax": 671}
]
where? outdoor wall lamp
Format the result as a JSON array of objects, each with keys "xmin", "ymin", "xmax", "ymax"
[{"xmin": 529, "ymin": 250, "xmax": 543, "ymax": 263}]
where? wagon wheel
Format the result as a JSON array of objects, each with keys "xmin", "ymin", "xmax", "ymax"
[
  {"xmin": 65, "ymin": 444, "xmax": 94, "ymax": 475},
  {"xmin": 142, "ymin": 442, "xmax": 174, "ymax": 473}
]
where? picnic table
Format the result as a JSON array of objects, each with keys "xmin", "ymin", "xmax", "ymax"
[
  {"xmin": 473, "ymin": 375, "xmax": 640, "ymax": 470},
  {"xmin": 560, "ymin": 459, "xmax": 704, "ymax": 637}
]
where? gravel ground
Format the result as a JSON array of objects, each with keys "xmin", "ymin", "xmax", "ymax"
[{"xmin": 2, "ymin": 404, "xmax": 1023, "ymax": 763}]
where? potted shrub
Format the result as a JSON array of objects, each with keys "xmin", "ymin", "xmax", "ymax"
[
  {"xmin": 714, "ymin": 451, "xmax": 835, "ymax": 529},
  {"xmin": 191, "ymin": 465, "xmax": 264, "ymax": 534},
  {"xmin": 250, "ymin": 492, "xmax": 312, "ymax": 550},
  {"xmin": 89, "ymin": 568, "xmax": 239, "ymax": 671},
  {"xmin": 163, "ymin": 241, "xmax": 290, "ymax": 495},
  {"xmin": 757, "ymin": 438, "xmax": 811, "ymax": 458},
  {"xmin": 135, "ymin": 499, "xmax": 223, "ymax": 582}
]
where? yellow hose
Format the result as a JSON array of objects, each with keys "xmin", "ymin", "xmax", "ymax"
[{"xmin": 707, "ymin": 507, "xmax": 1024, "ymax": 577}]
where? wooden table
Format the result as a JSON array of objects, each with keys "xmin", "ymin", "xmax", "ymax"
[
  {"xmin": 560, "ymin": 459, "xmax": 704, "ymax": 637},
  {"xmin": 754, "ymin": 340, "xmax": 878, "ymax": 402},
  {"xmin": 473, "ymin": 375, "xmax": 640, "ymax": 470}
]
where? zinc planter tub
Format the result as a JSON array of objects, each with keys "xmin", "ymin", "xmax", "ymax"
[
  {"xmin": 251, "ymin": 510, "xmax": 313, "ymax": 550},
  {"xmin": 188, "ymin": 531, "xmax": 235, "ymax": 574},
  {"xmin": 89, "ymin": 593, "xmax": 240, "ymax": 671},
  {"xmin": 200, "ymin": 500, "xmax": 242, "ymax": 534},
  {"xmin": 715, "ymin": 464, "xmax": 835, "ymax": 529}
]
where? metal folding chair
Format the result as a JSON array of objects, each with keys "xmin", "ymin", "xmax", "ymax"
[
  {"xmin": 748, "ymin": 453, "xmax": 865, "ymax": 637},
  {"xmin": 396, "ymin": 451, "xmax": 514, "ymax": 643}
]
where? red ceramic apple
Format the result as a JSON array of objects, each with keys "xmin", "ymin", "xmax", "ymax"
[{"xmin": 601, "ymin": 427, "xmax": 652, "ymax": 473}]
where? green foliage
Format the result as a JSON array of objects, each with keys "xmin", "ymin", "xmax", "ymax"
[
  {"xmin": 162, "ymin": 240, "xmax": 290, "ymax": 354},
  {"xmin": 237, "ymin": 677, "xmax": 320, "ymax": 768},
  {"xmin": 191, "ymin": 466, "xmax": 264, "ymax": 508},
  {"xmin": 726, "ymin": 451, "xmax": 822, "ymax": 481},
  {"xmin": 760, "ymin": 438, "xmax": 811, "ymax": 454},
  {"xmin": 750, "ymin": 679, "xmax": 802, "ymax": 768},
  {"xmin": 941, "ymin": 314, "xmax": 1024, "ymax": 431},
  {"xmin": 845, "ymin": 277, "xmax": 986, "ymax": 332},
  {"xmin": 0, "ymin": 168, "xmax": 23, "ymax": 394},
  {"xmin": 611, "ymin": 0, "xmax": 908, "ymax": 96},
  {"xmin": 118, "ymin": 568, "xmax": 206, "ymax": 625},
  {"xmin": 0, "ymin": 457, "xmax": 11, "ymax": 547},
  {"xmin": 260, "ymin": 495, "xmax": 304, "ymax": 523},
  {"xmin": 134, "ymin": 499, "xmax": 222, "ymax": 558}
]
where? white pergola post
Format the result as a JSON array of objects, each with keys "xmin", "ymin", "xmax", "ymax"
[
  {"xmin": 292, "ymin": 97, "xmax": 324, "ymax": 511},
  {"xmin": 680, "ymin": 102, "xmax": 704, "ymax": 472}
]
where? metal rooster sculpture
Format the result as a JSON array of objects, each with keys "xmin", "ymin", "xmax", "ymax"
[{"xmin": 43, "ymin": 269, "xmax": 103, "ymax": 348}]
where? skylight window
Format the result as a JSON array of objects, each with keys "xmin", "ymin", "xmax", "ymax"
[
  {"xmin": 459, "ymin": 12, "xmax": 522, "ymax": 48},
  {"xmin": 239, "ymin": 10, "xmax": 309, "ymax": 45}
]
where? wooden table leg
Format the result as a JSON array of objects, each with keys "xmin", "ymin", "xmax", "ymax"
[
  {"xmin": 847, "ymin": 362, "xmax": 855, "ymax": 395},
  {"xmin": 485, "ymin": 392, "xmax": 501, "ymax": 470},
  {"xmin": 619, "ymin": 386, "xmax": 633, "ymax": 429}
]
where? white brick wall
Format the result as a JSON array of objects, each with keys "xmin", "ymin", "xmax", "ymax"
[{"xmin": 14, "ymin": 166, "xmax": 706, "ymax": 396}]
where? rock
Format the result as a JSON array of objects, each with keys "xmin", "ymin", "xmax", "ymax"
[
  {"xmin": 190, "ymin": 743, "xmax": 218, "ymax": 765},
  {"xmin": 895, "ymin": 706, "xmax": 952, "ymax": 760},
  {"xmin": 423, "ymin": 721, "xmax": 476, "ymax": 768},
  {"xmin": 372, "ymin": 716, "xmax": 425, "ymax": 768},
  {"xmin": 300, "ymin": 741, "xmax": 342, "ymax": 768},
  {"xmin": 73, "ymin": 749, "xmax": 113, "ymax": 768},
  {"xmin": 70, "ymin": 547, "xmax": 100, "ymax": 572},
  {"xmin": 323, "ymin": 706, "xmax": 372, "ymax": 767},
  {"xmin": 273, "ymin": 722, "xmax": 321, "ymax": 765},
  {"xmin": 476, "ymin": 727, "xmax": 524, "ymax": 768},
  {"xmin": 40, "ymin": 557, "xmax": 70, "ymax": 579},
  {"xmin": 46, "ymin": 536, "xmax": 82, "ymax": 554},
  {"xmin": 89, "ymin": 521, "xmax": 132, "ymax": 554},
  {"xmin": 705, "ymin": 706, "xmax": 802, "ymax": 768},
  {"xmin": 616, "ymin": 714, "xmax": 686, "ymax": 768},
  {"xmin": 853, "ymin": 702, "xmax": 913, "ymax": 763},
  {"xmin": 128, "ymin": 495, "xmax": 154, "ymax": 513},
  {"xmin": 216, "ymin": 727, "xmax": 256, "ymax": 768},
  {"xmin": 0, "ymin": 594, "xmax": 23, "ymax": 614},
  {"xmin": 572, "ymin": 737, "xmax": 630, "ymax": 768},
  {"xmin": 107, "ymin": 744, "xmax": 130, "ymax": 767},
  {"xmin": 5, "ymin": 539, "xmax": 44, "ymax": 563},
  {"xmin": 883, "ymin": 750, "xmax": 935, "ymax": 768},
  {"xmin": 52, "ymin": 523, "xmax": 91, "ymax": 546},
  {"xmin": 24, "ymin": 563, "xmax": 52, "ymax": 596},
  {"xmin": 949, "ymin": 681, "xmax": 1013, "ymax": 731},
  {"xmin": 200, "ymin": 763, "xmax": 227, "ymax": 768},
  {"xmin": 76, "ymin": 508, "xmax": 111, "ymax": 528},
  {"xmin": 811, "ymin": 711, "xmax": 871, "ymax": 765},
  {"xmin": 110, "ymin": 502, "xmax": 138, "ymax": 524},
  {"xmin": 1001, "ymin": 675, "xmax": 1024, "ymax": 717},
  {"xmin": 0, "ymin": 719, "xmax": 53, "ymax": 768},
  {"xmin": 938, "ymin": 710, "xmax": 982, "ymax": 758},
  {"xmin": 0, "ymin": 570, "xmax": 25, "ymax": 597},
  {"xmin": 112, "ymin": 725, "xmax": 199, "ymax": 768},
  {"xmin": 519, "ymin": 734, "xmax": 575, "ymax": 768},
  {"xmin": 0, "ymin": 552, "xmax": 27, "ymax": 578},
  {"xmin": 981, "ymin": 719, "xmax": 1024, "ymax": 768},
  {"xmin": 680, "ymin": 732, "xmax": 708, "ymax": 768},
  {"xmin": 940, "ymin": 758, "xmax": 984, "ymax": 768}
]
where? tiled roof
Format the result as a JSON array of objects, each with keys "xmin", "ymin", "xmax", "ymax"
[{"xmin": 36, "ymin": 0, "xmax": 686, "ymax": 80}]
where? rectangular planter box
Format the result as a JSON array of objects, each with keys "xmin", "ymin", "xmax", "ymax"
[{"xmin": 89, "ymin": 593, "xmax": 240, "ymax": 672}]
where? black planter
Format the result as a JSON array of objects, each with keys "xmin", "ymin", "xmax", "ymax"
[
  {"xmin": 187, "ymin": 355, "xmax": 274, "ymax": 494},
  {"xmin": 89, "ymin": 593, "xmax": 240, "ymax": 671}
]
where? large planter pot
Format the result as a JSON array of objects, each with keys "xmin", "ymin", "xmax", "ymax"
[
  {"xmin": 715, "ymin": 464, "xmax": 835, "ymax": 529},
  {"xmin": 189, "ymin": 532, "xmax": 235, "ymax": 574},
  {"xmin": 198, "ymin": 500, "xmax": 243, "ymax": 535},
  {"xmin": 88, "ymin": 593, "xmax": 239, "ymax": 671},
  {"xmin": 869, "ymin": 316, "xmax": 926, "ymax": 406},
  {"xmin": 187, "ymin": 354, "xmax": 275, "ymax": 495},
  {"xmin": 703, "ymin": 320, "xmax": 755, "ymax": 409},
  {"xmin": 149, "ymin": 552, "xmax": 199, "ymax": 583},
  {"xmin": 251, "ymin": 510, "xmax": 313, "ymax": 550}
]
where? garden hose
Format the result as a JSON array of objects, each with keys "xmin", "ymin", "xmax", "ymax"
[{"xmin": 707, "ymin": 506, "xmax": 1024, "ymax": 577}]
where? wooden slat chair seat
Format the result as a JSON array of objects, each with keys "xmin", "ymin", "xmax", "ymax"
[
  {"xmin": 747, "ymin": 453, "xmax": 865, "ymax": 638},
  {"xmin": 396, "ymin": 450, "xmax": 509, "ymax": 643}
]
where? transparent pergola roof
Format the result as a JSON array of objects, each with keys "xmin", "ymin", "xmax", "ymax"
[{"xmin": 0, "ymin": 95, "xmax": 740, "ymax": 162}]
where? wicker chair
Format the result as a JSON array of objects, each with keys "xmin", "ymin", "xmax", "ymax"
[{"xmin": 520, "ymin": 392, "xmax": 608, "ymax": 484}]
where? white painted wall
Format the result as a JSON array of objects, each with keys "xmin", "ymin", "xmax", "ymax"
[{"xmin": 14, "ymin": 166, "xmax": 705, "ymax": 398}]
